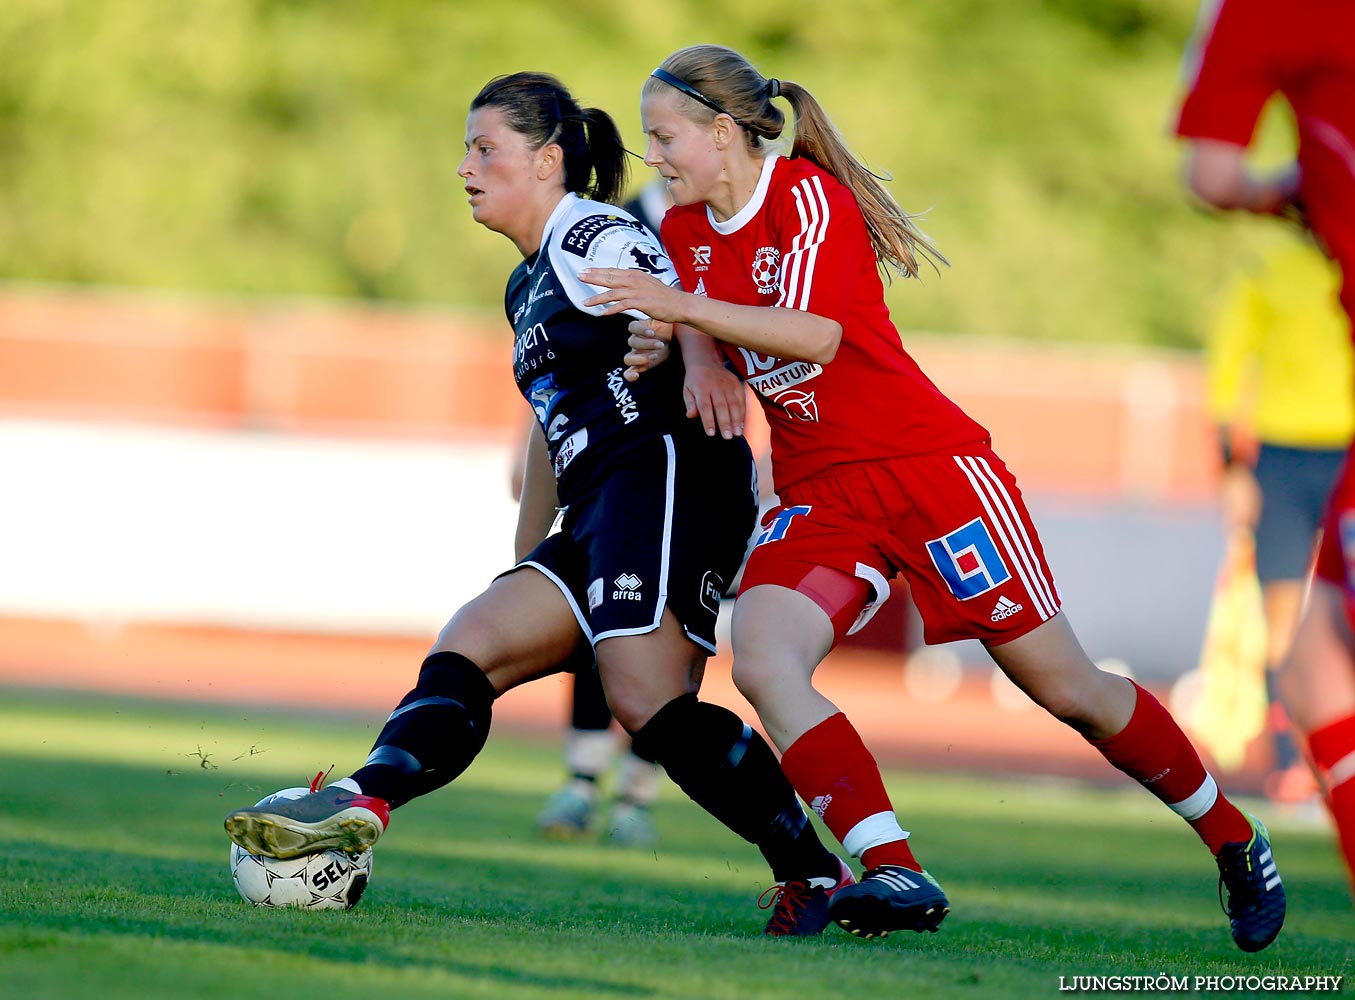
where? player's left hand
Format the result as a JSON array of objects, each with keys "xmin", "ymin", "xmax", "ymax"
[
  {"xmin": 683, "ymin": 361, "xmax": 745, "ymax": 439},
  {"xmin": 580, "ymin": 268, "xmax": 686, "ymax": 322},
  {"xmin": 623, "ymin": 320, "xmax": 672, "ymax": 381}
]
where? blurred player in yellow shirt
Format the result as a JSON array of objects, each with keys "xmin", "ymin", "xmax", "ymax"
[{"xmin": 1206, "ymin": 237, "xmax": 1354, "ymax": 802}]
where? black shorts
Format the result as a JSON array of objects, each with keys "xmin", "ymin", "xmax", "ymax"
[
  {"xmin": 515, "ymin": 430, "xmax": 756, "ymax": 654},
  {"xmin": 1254, "ymin": 443, "xmax": 1347, "ymax": 582}
]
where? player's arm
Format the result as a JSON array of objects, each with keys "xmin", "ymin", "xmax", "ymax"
[
  {"xmin": 514, "ymin": 420, "xmax": 558, "ymax": 562},
  {"xmin": 580, "ymin": 180, "xmax": 852, "ymax": 364},
  {"xmin": 1175, "ymin": 0, "xmax": 1297, "ymax": 218},
  {"xmin": 579, "ymin": 274, "xmax": 841, "ymax": 365},
  {"xmin": 1184, "ymin": 139, "xmax": 1300, "ymax": 217},
  {"xmin": 621, "ymin": 315, "xmax": 747, "ymax": 438},
  {"xmin": 1205, "ymin": 271, "xmax": 1264, "ymax": 535}
]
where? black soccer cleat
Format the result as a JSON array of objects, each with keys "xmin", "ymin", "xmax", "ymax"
[
  {"xmin": 225, "ymin": 785, "xmax": 390, "ymax": 860},
  {"xmin": 828, "ymin": 864, "xmax": 949, "ymax": 940},
  {"xmin": 760, "ymin": 856, "xmax": 855, "ymax": 937},
  {"xmin": 1217, "ymin": 814, "xmax": 1286, "ymax": 952}
]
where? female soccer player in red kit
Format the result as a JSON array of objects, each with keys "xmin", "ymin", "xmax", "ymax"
[
  {"xmin": 584, "ymin": 43, "xmax": 1286, "ymax": 950},
  {"xmin": 1175, "ymin": 0, "xmax": 1355, "ymax": 899}
]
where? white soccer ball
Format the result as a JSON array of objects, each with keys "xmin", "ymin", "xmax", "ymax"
[{"xmin": 228, "ymin": 786, "xmax": 373, "ymax": 910}]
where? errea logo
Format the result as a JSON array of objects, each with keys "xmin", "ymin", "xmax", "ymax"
[{"xmin": 613, "ymin": 573, "xmax": 643, "ymax": 601}]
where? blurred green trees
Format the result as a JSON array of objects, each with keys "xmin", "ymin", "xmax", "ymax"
[{"xmin": 0, "ymin": 0, "xmax": 1299, "ymax": 346}]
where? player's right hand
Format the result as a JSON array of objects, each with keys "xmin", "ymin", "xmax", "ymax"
[{"xmin": 623, "ymin": 320, "xmax": 672, "ymax": 381}]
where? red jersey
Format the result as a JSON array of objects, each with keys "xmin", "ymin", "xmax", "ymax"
[
  {"xmin": 662, "ymin": 154, "xmax": 987, "ymax": 492},
  {"xmin": 1175, "ymin": 0, "xmax": 1355, "ymax": 319}
]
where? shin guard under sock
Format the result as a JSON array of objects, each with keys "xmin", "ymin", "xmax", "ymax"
[
  {"xmin": 632, "ymin": 694, "xmax": 838, "ymax": 882},
  {"xmin": 780, "ymin": 712, "xmax": 917, "ymax": 869},
  {"xmin": 1091, "ymin": 681, "xmax": 1251, "ymax": 852},
  {"xmin": 349, "ymin": 651, "xmax": 495, "ymax": 808}
]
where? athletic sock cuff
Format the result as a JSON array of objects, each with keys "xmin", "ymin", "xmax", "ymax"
[
  {"xmin": 1089, "ymin": 680, "xmax": 1150, "ymax": 751},
  {"xmin": 842, "ymin": 811, "xmax": 910, "ymax": 860},
  {"xmin": 1308, "ymin": 713, "xmax": 1355, "ymax": 771}
]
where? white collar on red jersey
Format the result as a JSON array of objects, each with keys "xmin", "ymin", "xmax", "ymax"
[{"xmin": 707, "ymin": 153, "xmax": 780, "ymax": 235}]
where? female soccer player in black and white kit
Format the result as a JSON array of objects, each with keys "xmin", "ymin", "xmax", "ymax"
[{"xmin": 224, "ymin": 72, "xmax": 853, "ymax": 936}]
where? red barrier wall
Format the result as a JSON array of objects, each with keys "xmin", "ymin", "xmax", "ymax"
[{"xmin": 0, "ymin": 284, "xmax": 1214, "ymax": 497}]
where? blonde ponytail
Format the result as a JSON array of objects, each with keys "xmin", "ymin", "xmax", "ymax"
[{"xmin": 646, "ymin": 45, "xmax": 946, "ymax": 278}]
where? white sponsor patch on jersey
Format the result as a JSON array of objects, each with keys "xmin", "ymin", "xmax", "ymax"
[
  {"xmin": 745, "ymin": 359, "xmax": 823, "ymax": 398},
  {"xmin": 546, "ymin": 195, "xmax": 681, "ymax": 321},
  {"xmin": 553, "ymin": 427, "xmax": 588, "ymax": 478}
]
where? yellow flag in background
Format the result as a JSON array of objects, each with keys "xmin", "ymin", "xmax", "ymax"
[{"xmin": 1180, "ymin": 533, "xmax": 1269, "ymax": 771}]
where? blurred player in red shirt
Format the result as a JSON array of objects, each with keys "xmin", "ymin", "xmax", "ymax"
[
  {"xmin": 1176, "ymin": 0, "xmax": 1355, "ymax": 895},
  {"xmin": 586, "ymin": 43, "xmax": 1286, "ymax": 950}
]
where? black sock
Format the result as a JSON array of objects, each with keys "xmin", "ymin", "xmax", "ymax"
[
  {"xmin": 632, "ymin": 694, "xmax": 839, "ymax": 882},
  {"xmin": 349, "ymin": 651, "xmax": 495, "ymax": 808},
  {"xmin": 570, "ymin": 659, "xmax": 614, "ymax": 731},
  {"xmin": 1265, "ymin": 671, "xmax": 1300, "ymax": 770}
]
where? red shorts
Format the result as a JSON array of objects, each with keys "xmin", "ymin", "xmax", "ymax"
[
  {"xmin": 738, "ymin": 445, "xmax": 1062, "ymax": 647},
  {"xmin": 1313, "ymin": 447, "xmax": 1355, "ymax": 618}
]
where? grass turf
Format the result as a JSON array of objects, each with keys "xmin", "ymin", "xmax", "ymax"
[{"xmin": 0, "ymin": 688, "xmax": 1349, "ymax": 1000}]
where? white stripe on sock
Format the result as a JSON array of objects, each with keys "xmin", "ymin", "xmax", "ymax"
[
  {"xmin": 1168, "ymin": 774, "xmax": 1218, "ymax": 820},
  {"xmin": 842, "ymin": 810, "xmax": 910, "ymax": 860},
  {"xmin": 1327, "ymin": 749, "xmax": 1355, "ymax": 789}
]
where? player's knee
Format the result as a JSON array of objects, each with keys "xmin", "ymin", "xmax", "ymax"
[
  {"xmin": 1041, "ymin": 691, "xmax": 1095, "ymax": 730},
  {"xmin": 434, "ymin": 601, "xmax": 510, "ymax": 673},
  {"xmin": 599, "ymin": 677, "xmax": 677, "ymax": 734},
  {"xmin": 631, "ymin": 693, "xmax": 746, "ymax": 772},
  {"xmin": 730, "ymin": 653, "xmax": 781, "ymax": 705},
  {"xmin": 1040, "ymin": 669, "xmax": 1129, "ymax": 734},
  {"xmin": 605, "ymin": 695, "xmax": 649, "ymax": 735}
]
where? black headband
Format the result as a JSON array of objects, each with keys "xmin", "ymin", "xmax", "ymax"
[{"xmin": 650, "ymin": 68, "xmax": 736, "ymax": 120}]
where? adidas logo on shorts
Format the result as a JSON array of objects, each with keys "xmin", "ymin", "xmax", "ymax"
[{"xmin": 991, "ymin": 595, "xmax": 1024, "ymax": 622}]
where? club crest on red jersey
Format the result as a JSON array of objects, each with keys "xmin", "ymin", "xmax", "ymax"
[
  {"xmin": 926, "ymin": 517, "xmax": 1011, "ymax": 600},
  {"xmin": 751, "ymin": 246, "xmax": 780, "ymax": 294}
]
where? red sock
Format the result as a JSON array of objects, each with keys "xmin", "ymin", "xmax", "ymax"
[
  {"xmin": 1307, "ymin": 713, "xmax": 1355, "ymax": 891},
  {"xmin": 780, "ymin": 712, "xmax": 919, "ymax": 869},
  {"xmin": 1091, "ymin": 682, "xmax": 1252, "ymax": 853}
]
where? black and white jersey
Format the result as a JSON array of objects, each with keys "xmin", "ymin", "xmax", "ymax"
[{"xmin": 506, "ymin": 193, "xmax": 687, "ymax": 502}]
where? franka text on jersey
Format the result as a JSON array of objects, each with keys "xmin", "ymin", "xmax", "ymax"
[{"xmin": 605, "ymin": 367, "xmax": 640, "ymax": 424}]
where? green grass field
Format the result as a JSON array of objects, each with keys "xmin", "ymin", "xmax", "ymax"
[{"xmin": 1, "ymin": 688, "xmax": 1349, "ymax": 1000}]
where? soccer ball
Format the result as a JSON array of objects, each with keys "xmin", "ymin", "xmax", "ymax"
[{"xmin": 228, "ymin": 786, "xmax": 373, "ymax": 910}]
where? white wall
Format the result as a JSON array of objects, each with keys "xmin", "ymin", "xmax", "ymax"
[
  {"xmin": 0, "ymin": 419, "xmax": 521, "ymax": 635},
  {"xmin": 0, "ymin": 418, "xmax": 1221, "ymax": 680}
]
